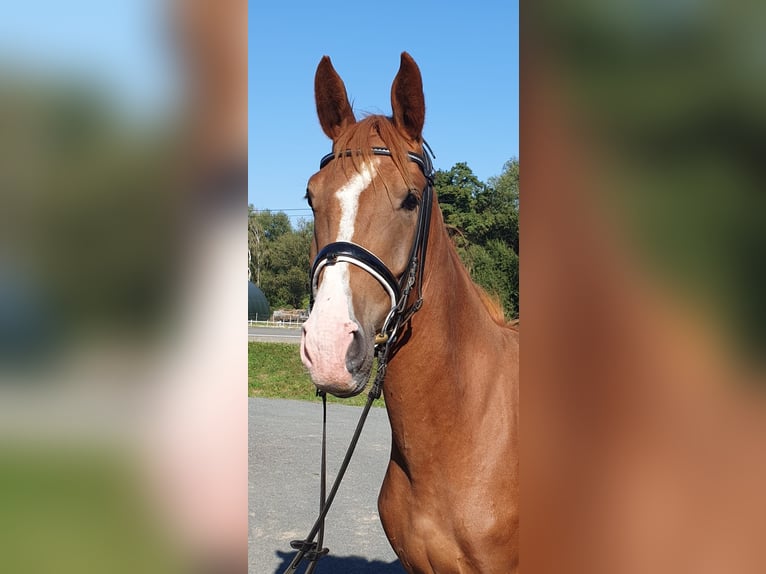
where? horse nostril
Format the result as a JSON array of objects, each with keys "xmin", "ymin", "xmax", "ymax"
[
  {"xmin": 345, "ymin": 328, "xmax": 367, "ymax": 372},
  {"xmin": 344, "ymin": 321, "xmax": 359, "ymax": 334},
  {"xmin": 300, "ymin": 326, "xmax": 313, "ymax": 368}
]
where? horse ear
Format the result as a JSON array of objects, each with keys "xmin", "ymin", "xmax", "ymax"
[
  {"xmin": 315, "ymin": 56, "xmax": 355, "ymax": 140},
  {"xmin": 391, "ymin": 52, "xmax": 425, "ymax": 142}
]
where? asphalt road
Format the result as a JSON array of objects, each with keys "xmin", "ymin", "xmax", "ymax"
[
  {"xmin": 249, "ymin": 327, "xmax": 302, "ymax": 344},
  {"xmin": 249, "ymin": 397, "xmax": 405, "ymax": 574}
]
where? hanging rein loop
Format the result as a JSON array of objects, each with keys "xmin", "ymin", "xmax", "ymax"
[{"xmin": 282, "ymin": 143, "xmax": 434, "ymax": 574}]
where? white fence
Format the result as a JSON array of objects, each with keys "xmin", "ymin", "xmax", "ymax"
[{"xmin": 248, "ymin": 318, "xmax": 306, "ymax": 328}]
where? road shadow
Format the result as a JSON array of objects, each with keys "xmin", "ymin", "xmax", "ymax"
[{"xmin": 272, "ymin": 550, "xmax": 406, "ymax": 573}]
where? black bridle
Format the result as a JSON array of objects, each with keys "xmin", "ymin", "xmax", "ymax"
[
  {"xmin": 311, "ymin": 145, "xmax": 434, "ymax": 352},
  {"xmin": 282, "ymin": 144, "xmax": 435, "ymax": 573}
]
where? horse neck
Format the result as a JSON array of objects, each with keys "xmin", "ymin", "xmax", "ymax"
[{"xmin": 383, "ymin": 203, "xmax": 504, "ymax": 449}]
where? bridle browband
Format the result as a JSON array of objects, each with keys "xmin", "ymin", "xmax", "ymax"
[{"xmin": 282, "ymin": 144, "xmax": 435, "ymax": 574}]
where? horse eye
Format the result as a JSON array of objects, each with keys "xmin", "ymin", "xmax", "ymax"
[
  {"xmin": 401, "ymin": 191, "xmax": 419, "ymax": 211},
  {"xmin": 304, "ymin": 189, "xmax": 313, "ymax": 208}
]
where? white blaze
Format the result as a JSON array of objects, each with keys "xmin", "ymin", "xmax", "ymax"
[
  {"xmin": 336, "ymin": 164, "xmax": 375, "ymax": 242},
  {"xmin": 300, "ymin": 162, "xmax": 376, "ymax": 384},
  {"xmin": 317, "ymin": 162, "xmax": 376, "ymax": 314}
]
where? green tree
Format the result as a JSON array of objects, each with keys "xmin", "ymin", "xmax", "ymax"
[
  {"xmin": 248, "ymin": 208, "xmax": 292, "ymax": 287},
  {"xmin": 466, "ymin": 240, "xmax": 519, "ymax": 318},
  {"xmin": 434, "ymin": 162, "xmax": 484, "ymax": 242},
  {"xmin": 248, "ymin": 205, "xmax": 263, "ymax": 285},
  {"xmin": 248, "ymin": 208, "xmax": 313, "ymax": 310},
  {"xmin": 257, "ymin": 210, "xmax": 291, "ymax": 241},
  {"xmin": 481, "ymin": 158, "xmax": 519, "ymax": 253},
  {"xmin": 434, "ymin": 159, "xmax": 519, "ymax": 319}
]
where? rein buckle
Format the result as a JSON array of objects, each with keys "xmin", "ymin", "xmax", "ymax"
[{"xmin": 289, "ymin": 539, "xmax": 329, "ymax": 562}]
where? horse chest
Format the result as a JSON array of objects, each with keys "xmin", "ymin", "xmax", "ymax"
[
  {"xmin": 381, "ymin": 499, "xmax": 468, "ymax": 573},
  {"xmin": 379, "ymin": 468, "xmax": 516, "ymax": 574}
]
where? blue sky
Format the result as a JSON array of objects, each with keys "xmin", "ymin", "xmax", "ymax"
[
  {"xmin": 249, "ymin": 1, "xmax": 519, "ymax": 223},
  {"xmin": 0, "ymin": 0, "xmax": 176, "ymax": 119},
  {"xmin": 0, "ymin": 0, "xmax": 518, "ymax": 222}
]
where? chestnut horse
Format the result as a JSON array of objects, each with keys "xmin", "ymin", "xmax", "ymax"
[{"xmin": 300, "ymin": 53, "xmax": 518, "ymax": 573}]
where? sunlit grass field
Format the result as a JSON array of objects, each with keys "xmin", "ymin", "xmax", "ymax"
[{"xmin": 248, "ymin": 342, "xmax": 382, "ymax": 407}]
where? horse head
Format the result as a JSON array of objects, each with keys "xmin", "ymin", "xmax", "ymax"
[{"xmin": 300, "ymin": 52, "xmax": 431, "ymax": 397}]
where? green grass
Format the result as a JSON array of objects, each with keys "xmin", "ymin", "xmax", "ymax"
[
  {"xmin": 248, "ymin": 342, "xmax": 383, "ymax": 407},
  {"xmin": 0, "ymin": 446, "xmax": 181, "ymax": 573}
]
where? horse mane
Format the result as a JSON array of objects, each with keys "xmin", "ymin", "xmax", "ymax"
[
  {"xmin": 444, "ymin": 241, "xmax": 516, "ymax": 330},
  {"xmin": 476, "ymin": 285, "xmax": 516, "ymax": 329},
  {"xmin": 332, "ymin": 115, "xmax": 419, "ymax": 192}
]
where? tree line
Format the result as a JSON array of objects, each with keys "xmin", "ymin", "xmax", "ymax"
[{"xmin": 249, "ymin": 158, "xmax": 519, "ymax": 319}]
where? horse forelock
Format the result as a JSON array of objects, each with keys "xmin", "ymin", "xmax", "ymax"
[{"xmin": 331, "ymin": 115, "xmax": 419, "ymax": 193}]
